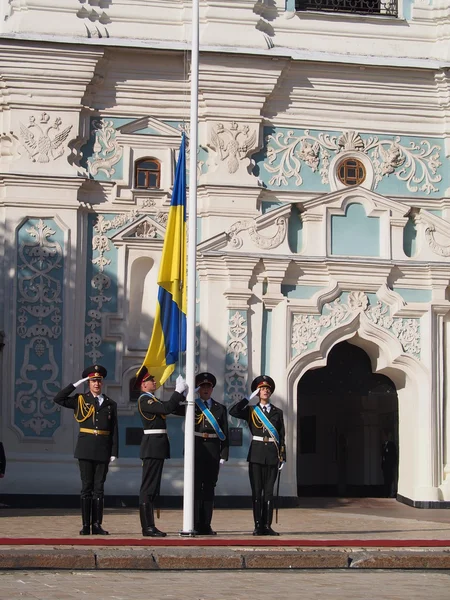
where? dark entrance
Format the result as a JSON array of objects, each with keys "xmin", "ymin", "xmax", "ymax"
[{"xmin": 297, "ymin": 341, "xmax": 398, "ymax": 497}]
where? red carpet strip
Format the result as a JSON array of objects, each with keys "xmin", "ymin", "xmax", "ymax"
[{"xmin": 0, "ymin": 537, "xmax": 449, "ymax": 547}]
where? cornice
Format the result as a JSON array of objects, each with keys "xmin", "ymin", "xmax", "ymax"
[
  {"xmin": 0, "ymin": 34, "xmax": 447, "ymax": 71},
  {"xmin": 0, "ymin": 43, "xmax": 104, "ymax": 110}
]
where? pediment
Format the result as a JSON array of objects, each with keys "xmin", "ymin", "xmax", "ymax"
[
  {"xmin": 117, "ymin": 117, "xmax": 181, "ymax": 137},
  {"xmin": 302, "ymin": 187, "xmax": 410, "ymax": 219},
  {"xmin": 110, "ymin": 214, "xmax": 166, "ymax": 243},
  {"xmin": 198, "ymin": 203, "xmax": 292, "ymax": 254}
]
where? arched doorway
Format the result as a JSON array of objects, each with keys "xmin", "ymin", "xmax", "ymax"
[{"xmin": 297, "ymin": 341, "xmax": 398, "ymax": 497}]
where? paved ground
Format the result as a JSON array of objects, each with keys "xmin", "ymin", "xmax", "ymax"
[
  {"xmin": 1, "ymin": 499, "xmax": 450, "ymax": 570},
  {"xmin": 0, "ymin": 570, "xmax": 450, "ymax": 599},
  {"xmin": 1, "ymin": 498, "xmax": 450, "ymax": 540}
]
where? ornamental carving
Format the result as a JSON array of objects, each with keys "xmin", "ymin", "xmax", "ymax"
[
  {"xmin": 209, "ymin": 122, "xmax": 257, "ymax": 174},
  {"xmin": 86, "ymin": 210, "xmax": 139, "ymax": 363},
  {"xmin": 87, "ymin": 119, "xmax": 123, "ymax": 179},
  {"xmin": 225, "ymin": 311, "xmax": 248, "ymax": 409},
  {"xmin": 178, "ymin": 123, "xmax": 204, "ymax": 177},
  {"xmin": 291, "ymin": 291, "xmax": 420, "ymax": 359},
  {"xmin": 135, "ymin": 221, "xmax": 158, "ymax": 238},
  {"xmin": 264, "ymin": 129, "xmax": 441, "ymax": 194},
  {"xmin": 19, "ymin": 113, "xmax": 72, "ymax": 163},
  {"xmin": 15, "ymin": 219, "xmax": 63, "ymax": 437},
  {"xmin": 425, "ymin": 226, "xmax": 450, "ymax": 257},
  {"xmin": 228, "ymin": 216, "xmax": 287, "ymax": 250}
]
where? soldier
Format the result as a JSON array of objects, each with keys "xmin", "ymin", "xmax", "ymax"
[
  {"xmin": 137, "ymin": 368, "xmax": 187, "ymax": 537},
  {"xmin": 229, "ymin": 375, "xmax": 285, "ymax": 536},
  {"xmin": 53, "ymin": 365, "xmax": 118, "ymax": 536},
  {"xmin": 176, "ymin": 372, "xmax": 229, "ymax": 535},
  {"xmin": 0, "ymin": 442, "xmax": 5, "ymax": 479}
]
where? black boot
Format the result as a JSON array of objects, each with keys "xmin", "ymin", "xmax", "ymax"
[
  {"xmin": 201, "ymin": 500, "xmax": 217, "ymax": 536},
  {"xmin": 252, "ymin": 499, "xmax": 264, "ymax": 536},
  {"xmin": 193, "ymin": 499, "xmax": 203, "ymax": 535},
  {"xmin": 91, "ymin": 497, "xmax": 110, "ymax": 535},
  {"xmin": 140, "ymin": 502, "xmax": 166, "ymax": 537},
  {"xmin": 262, "ymin": 500, "xmax": 279, "ymax": 536},
  {"xmin": 79, "ymin": 496, "xmax": 91, "ymax": 535}
]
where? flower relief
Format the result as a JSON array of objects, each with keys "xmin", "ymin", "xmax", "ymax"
[
  {"xmin": 86, "ymin": 210, "xmax": 140, "ymax": 363},
  {"xmin": 135, "ymin": 221, "xmax": 157, "ymax": 239},
  {"xmin": 15, "ymin": 219, "xmax": 63, "ymax": 437},
  {"xmin": 87, "ymin": 119, "xmax": 123, "ymax": 179},
  {"xmin": 225, "ymin": 311, "xmax": 248, "ymax": 408},
  {"xmin": 291, "ymin": 291, "xmax": 420, "ymax": 358},
  {"xmin": 264, "ymin": 129, "xmax": 441, "ymax": 194}
]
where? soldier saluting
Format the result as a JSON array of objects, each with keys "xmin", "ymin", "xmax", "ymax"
[
  {"xmin": 135, "ymin": 368, "xmax": 187, "ymax": 537},
  {"xmin": 230, "ymin": 375, "xmax": 285, "ymax": 536},
  {"xmin": 53, "ymin": 365, "xmax": 118, "ymax": 535}
]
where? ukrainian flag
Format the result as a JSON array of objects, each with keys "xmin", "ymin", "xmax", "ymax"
[{"xmin": 136, "ymin": 134, "xmax": 187, "ymax": 388}]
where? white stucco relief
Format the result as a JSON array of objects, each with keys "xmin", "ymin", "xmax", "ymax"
[
  {"xmin": 19, "ymin": 113, "xmax": 72, "ymax": 164},
  {"xmin": 208, "ymin": 121, "xmax": 257, "ymax": 175},
  {"xmin": 265, "ymin": 129, "xmax": 442, "ymax": 194},
  {"xmin": 291, "ymin": 291, "xmax": 420, "ymax": 359},
  {"xmin": 88, "ymin": 119, "xmax": 123, "ymax": 179}
]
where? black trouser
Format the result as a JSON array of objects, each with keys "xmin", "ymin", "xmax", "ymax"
[
  {"xmin": 139, "ymin": 458, "xmax": 164, "ymax": 504},
  {"xmin": 194, "ymin": 454, "xmax": 220, "ymax": 503},
  {"xmin": 382, "ymin": 466, "xmax": 397, "ymax": 497},
  {"xmin": 249, "ymin": 463, "xmax": 278, "ymax": 502},
  {"xmin": 79, "ymin": 459, "xmax": 109, "ymax": 500}
]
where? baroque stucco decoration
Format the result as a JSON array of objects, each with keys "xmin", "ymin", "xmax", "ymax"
[
  {"xmin": 264, "ymin": 129, "xmax": 441, "ymax": 194},
  {"xmin": 15, "ymin": 219, "xmax": 63, "ymax": 438},
  {"xmin": 87, "ymin": 119, "xmax": 123, "ymax": 179},
  {"xmin": 224, "ymin": 310, "xmax": 248, "ymax": 409},
  {"xmin": 425, "ymin": 225, "xmax": 450, "ymax": 257},
  {"xmin": 19, "ymin": 113, "xmax": 72, "ymax": 164},
  {"xmin": 291, "ymin": 291, "xmax": 420, "ymax": 359},
  {"xmin": 227, "ymin": 215, "xmax": 287, "ymax": 250},
  {"xmin": 208, "ymin": 121, "xmax": 257, "ymax": 175},
  {"xmin": 86, "ymin": 211, "xmax": 139, "ymax": 363}
]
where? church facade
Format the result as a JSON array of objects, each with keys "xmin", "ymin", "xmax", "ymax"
[{"xmin": 1, "ymin": 0, "xmax": 450, "ymax": 506}]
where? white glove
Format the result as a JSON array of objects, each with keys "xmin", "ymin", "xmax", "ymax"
[
  {"xmin": 278, "ymin": 461, "xmax": 285, "ymax": 471},
  {"xmin": 175, "ymin": 375, "xmax": 187, "ymax": 395},
  {"xmin": 73, "ymin": 376, "xmax": 89, "ymax": 388},
  {"xmin": 249, "ymin": 389, "xmax": 260, "ymax": 401},
  {"xmin": 194, "ymin": 386, "xmax": 200, "ymax": 394},
  {"xmin": 220, "ymin": 459, "xmax": 225, "ymax": 465},
  {"xmin": 110, "ymin": 456, "xmax": 117, "ymax": 463}
]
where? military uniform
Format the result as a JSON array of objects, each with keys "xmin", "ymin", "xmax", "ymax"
[
  {"xmin": 53, "ymin": 365, "xmax": 118, "ymax": 535},
  {"xmin": 0, "ymin": 442, "xmax": 5, "ymax": 478},
  {"xmin": 177, "ymin": 372, "xmax": 229, "ymax": 535},
  {"xmin": 229, "ymin": 375, "xmax": 285, "ymax": 536},
  {"xmin": 136, "ymin": 369, "xmax": 186, "ymax": 537}
]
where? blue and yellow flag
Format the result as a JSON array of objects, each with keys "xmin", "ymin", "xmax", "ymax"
[{"xmin": 136, "ymin": 135, "xmax": 187, "ymax": 388}]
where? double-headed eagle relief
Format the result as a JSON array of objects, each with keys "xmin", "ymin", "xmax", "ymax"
[{"xmin": 20, "ymin": 113, "xmax": 72, "ymax": 163}]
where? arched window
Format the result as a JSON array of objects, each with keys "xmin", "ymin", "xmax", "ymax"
[
  {"xmin": 337, "ymin": 158, "xmax": 366, "ymax": 187},
  {"xmin": 135, "ymin": 158, "xmax": 161, "ymax": 189}
]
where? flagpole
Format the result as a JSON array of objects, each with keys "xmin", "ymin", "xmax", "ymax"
[{"xmin": 181, "ymin": 0, "xmax": 199, "ymax": 536}]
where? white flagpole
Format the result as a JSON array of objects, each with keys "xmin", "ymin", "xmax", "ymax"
[{"xmin": 181, "ymin": 0, "xmax": 199, "ymax": 536}]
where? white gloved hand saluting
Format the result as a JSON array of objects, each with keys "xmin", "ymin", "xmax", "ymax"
[
  {"xmin": 249, "ymin": 388, "xmax": 260, "ymax": 401},
  {"xmin": 175, "ymin": 375, "xmax": 188, "ymax": 395},
  {"xmin": 73, "ymin": 376, "xmax": 90, "ymax": 388}
]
